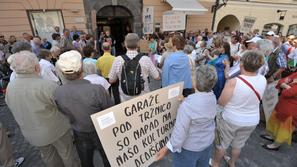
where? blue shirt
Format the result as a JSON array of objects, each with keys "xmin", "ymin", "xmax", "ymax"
[
  {"xmin": 83, "ymin": 58, "xmax": 97, "ymax": 64},
  {"xmin": 162, "ymin": 51, "xmax": 192, "ymax": 89}
]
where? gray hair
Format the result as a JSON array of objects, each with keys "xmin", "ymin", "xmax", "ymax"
[
  {"xmin": 11, "ymin": 51, "xmax": 39, "ymax": 74},
  {"xmin": 195, "ymin": 65, "xmax": 218, "ymax": 92},
  {"xmin": 11, "ymin": 41, "xmax": 32, "ymax": 54},
  {"xmin": 83, "ymin": 61, "xmax": 98, "ymax": 76},
  {"xmin": 184, "ymin": 45, "xmax": 194, "ymax": 54},
  {"xmin": 38, "ymin": 49, "xmax": 51, "ymax": 59},
  {"xmin": 240, "ymin": 51, "xmax": 264, "ymax": 73},
  {"xmin": 125, "ymin": 33, "xmax": 139, "ymax": 50},
  {"xmin": 256, "ymin": 39, "xmax": 273, "ymax": 56},
  {"xmin": 50, "ymin": 46, "xmax": 61, "ymax": 55}
]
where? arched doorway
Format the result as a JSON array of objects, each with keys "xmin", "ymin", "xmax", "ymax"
[
  {"xmin": 262, "ymin": 23, "xmax": 283, "ymax": 36},
  {"xmin": 217, "ymin": 15, "xmax": 240, "ymax": 32},
  {"xmin": 97, "ymin": 6, "xmax": 133, "ymax": 55}
]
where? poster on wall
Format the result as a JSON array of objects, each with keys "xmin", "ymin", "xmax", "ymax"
[
  {"xmin": 241, "ymin": 16, "xmax": 256, "ymax": 33},
  {"xmin": 143, "ymin": 6, "xmax": 154, "ymax": 34},
  {"xmin": 28, "ymin": 10, "xmax": 64, "ymax": 42},
  {"xmin": 91, "ymin": 83, "xmax": 183, "ymax": 167},
  {"xmin": 163, "ymin": 11, "xmax": 186, "ymax": 32},
  {"xmin": 262, "ymin": 81, "xmax": 279, "ymax": 124}
]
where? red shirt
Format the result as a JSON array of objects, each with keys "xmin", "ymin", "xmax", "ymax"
[{"xmin": 275, "ymin": 72, "xmax": 297, "ymax": 126}]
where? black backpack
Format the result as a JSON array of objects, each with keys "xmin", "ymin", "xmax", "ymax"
[{"xmin": 120, "ymin": 54, "xmax": 144, "ymax": 96}]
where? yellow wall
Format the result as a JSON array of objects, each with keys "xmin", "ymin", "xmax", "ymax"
[
  {"xmin": 214, "ymin": 0, "xmax": 297, "ymax": 34},
  {"xmin": 0, "ymin": 0, "xmax": 87, "ymax": 39},
  {"xmin": 143, "ymin": 0, "xmax": 213, "ymax": 32},
  {"xmin": 143, "ymin": 0, "xmax": 171, "ymax": 30}
]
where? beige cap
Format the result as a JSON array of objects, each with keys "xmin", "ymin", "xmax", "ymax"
[{"xmin": 57, "ymin": 50, "xmax": 82, "ymax": 74}]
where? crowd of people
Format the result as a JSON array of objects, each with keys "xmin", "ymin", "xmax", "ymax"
[{"xmin": 0, "ymin": 25, "xmax": 296, "ymax": 167}]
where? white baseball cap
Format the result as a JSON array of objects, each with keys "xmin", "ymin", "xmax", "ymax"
[
  {"xmin": 246, "ymin": 36, "xmax": 262, "ymax": 43},
  {"xmin": 57, "ymin": 50, "xmax": 82, "ymax": 74},
  {"xmin": 266, "ymin": 31, "xmax": 275, "ymax": 36}
]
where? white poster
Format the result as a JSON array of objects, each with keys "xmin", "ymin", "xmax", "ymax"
[
  {"xmin": 143, "ymin": 6, "xmax": 154, "ymax": 34},
  {"xmin": 241, "ymin": 16, "xmax": 256, "ymax": 33},
  {"xmin": 262, "ymin": 81, "xmax": 279, "ymax": 124},
  {"xmin": 91, "ymin": 83, "xmax": 184, "ymax": 167},
  {"xmin": 163, "ymin": 11, "xmax": 186, "ymax": 32}
]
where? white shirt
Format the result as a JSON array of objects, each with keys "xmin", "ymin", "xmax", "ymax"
[
  {"xmin": 230, "ymin": 42, "xmax": 241, "ymax": 56},
  {"xmin": 288, "ymin": 48, "xmax": 297, "ymax": 60},
  {"xmin": 39, "ymin": 59, "xmax": 59, "ymax": 82},
  {"xmin": 84, "ymin": 74, "xmax": 110, "ymax": 90},
  {"xmin": 223, "ymin": 75, "xmax": 267, "ymax": 126}
]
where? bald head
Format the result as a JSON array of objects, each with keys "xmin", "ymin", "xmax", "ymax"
[{"xmin": 102, "ymin": 42, "xmax": 111, "ymax": 51}]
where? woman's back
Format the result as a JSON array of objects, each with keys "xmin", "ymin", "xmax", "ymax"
[{"xmin": 223, "ymin": 75, "xmax": 267, "ymax": 126}]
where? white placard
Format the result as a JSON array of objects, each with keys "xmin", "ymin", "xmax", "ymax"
[
  {"xmin": 91, "ymin": 83, "xmax": 184, "ymax": 167},
  {"xmin": 241, "ymin": 16, "xmax": 256, "ymax": 33},
  {"xmin": 262, "ymin": 81, "xmax": 279, "ymax": 124},
  {"xmin": 143, "ymin": 6, "xmax": 154, "ymax": 34},
  {"xmin": 163, "ymin": 11, "xmax": 186, "ymax": 32}
]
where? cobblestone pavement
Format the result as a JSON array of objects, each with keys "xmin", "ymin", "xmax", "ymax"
[{"xmin": 1, "ymin": 79, "xmax": 297, "ymax": 167}]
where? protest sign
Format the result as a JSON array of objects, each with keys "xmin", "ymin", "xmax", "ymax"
[
  {"xmin": 139, "ymin": 39, "xmax": 150, "ymax": 54},
  {"xmin": 262, "ymin": 81, "xmax": 279, "ymax": 124},
  {"xmin": 91, "ymin": 83, "xmax": 184, "ymax": 167},
  {"xmin": 143, "ymin": 6, "xmax": 154, "ymax": 34},
  {"xmin": 241, "ymin": 16, "xmax": 256, "ymax": 33},
  {"xmin": 163, "ymin": 11, "xmax": 186, "ymax": 31}
]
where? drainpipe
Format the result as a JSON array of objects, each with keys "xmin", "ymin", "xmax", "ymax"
[{"xmin": 211, "ymin": 0, "xmax": 220, "ymax": 32}]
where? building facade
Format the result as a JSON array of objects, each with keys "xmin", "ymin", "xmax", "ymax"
[
  {"xmin": 213, "ymin": 0, "xmax": 297, "ymax": 35},
  {"xmin": 1, "ymin": 0, "xmax": 297, "ymax": 40},
  {"xmin": 0, "ymin": 0, "xmax": 87, "ymax": 40}
]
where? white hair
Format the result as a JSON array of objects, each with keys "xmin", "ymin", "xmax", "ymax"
[
  {"xmin": 83, "ymin": 61, "xmax": 98, "ymax": 76},
  {"xmin": 256, "ymin": 39, "xmax": 274, "ymax": 56},
  {"xmin": 50, "ymin": 46, "xmax": 61, "ymax": 54},
  {"xmin": 11, "ymin": 51, "xmax": 39, "ymax": 74}
]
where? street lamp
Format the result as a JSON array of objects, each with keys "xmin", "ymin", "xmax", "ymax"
[{"xmin": 211, "ymin": 0, "xmax": 228, "ymax": 31}]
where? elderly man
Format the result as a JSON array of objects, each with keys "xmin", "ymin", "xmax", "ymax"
[
  {"xmin": 31, "ymin": 36, "xmax": 42, "ymax": 55},
  {"xmin": 266, "ymin": 36, "xmax": 287, "ymax": 82},
  {"xmin": 108, "ymin": 33, "xmax": 160, "ymax": 101},
  {"xmin": 5, "ymin": 51, "xmax": 80, "ymax": 167},
  {"xmin": 8, "ymin": 41, "xmax": 32, "ymax": 82},
  {"xmin": 60, "ymin": 29, "xmax": 73, "ymax": 49},
  {"xmin": 54, "ymin": 50, "xmax": 113, "ymax": 167}
]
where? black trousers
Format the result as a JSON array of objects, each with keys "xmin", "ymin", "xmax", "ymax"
[
  {"xmin": 106, "ymin": 78, "xmax": 121, "ymax": 105},
  {"xmin": 73, "ymin": 131, "xmax": 110, "ymax": 167}
]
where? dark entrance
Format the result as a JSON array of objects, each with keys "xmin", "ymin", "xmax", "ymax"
[{"xmin": 97, "ymin": 6, "xmax": 133, "ymax": 56}]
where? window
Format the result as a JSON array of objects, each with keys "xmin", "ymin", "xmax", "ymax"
[
  {"xmin": 287, "ymin": 24, "xmax": 297, "ymax": 36},
  {"xmin": 28, "ymin": 10, "xmax": 64, "ymax": 42},
  {"xmin": 262, "ymin": 23, "xmax": 283, "ymax": 35}
]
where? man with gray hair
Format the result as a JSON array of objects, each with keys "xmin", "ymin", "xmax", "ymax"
[
  {"xmin": 5, "ymin": 51, "xmax": 80, "ymax": 167},
  {"xmin": 109, "ymin": 33, "xmax": 160, "ymax": 101},
  {"xmin": 8, "ymin": 41, "xmax": 33, "ymax": 82},
  {"xmin": 59, "ymin": 29, "xmax": 73, "ymax": 49},
  {"xmin": 265, "ymin": 36, "xmax": 287, "ymax": 82}
]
